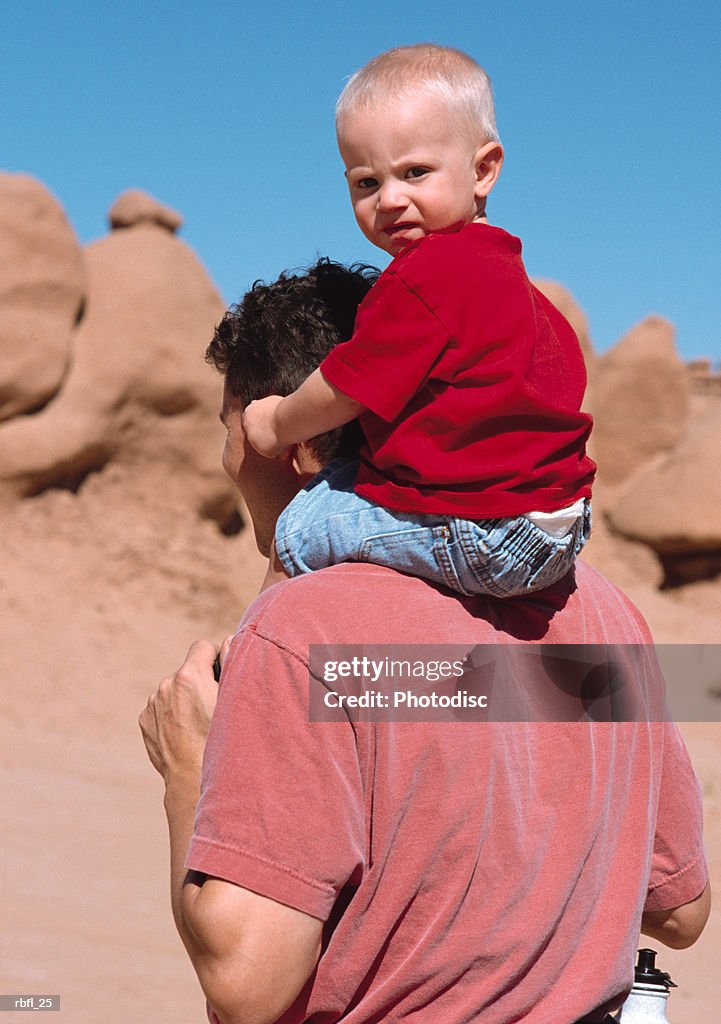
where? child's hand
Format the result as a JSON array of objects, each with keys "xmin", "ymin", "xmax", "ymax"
[{"xmin": 242, "ymin": 395, "xmax": 288, "ymax": 458}]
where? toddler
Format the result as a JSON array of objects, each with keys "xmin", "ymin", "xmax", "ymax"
[{"xmin": 243, "ymin": 44, "xmax": 595, "ymax": 597}]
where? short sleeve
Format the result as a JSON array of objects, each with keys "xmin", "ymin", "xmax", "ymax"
[
  {"xmin": 644, "ymin": 722, "xmax": 708, "ymax": 912},
  {"xmin": 320, "ymin": 265, "xmax": 451, "ymax": 423},
  {"xmin": 186, "ymin": 624, "xmax": 366, "ymax": 921}
]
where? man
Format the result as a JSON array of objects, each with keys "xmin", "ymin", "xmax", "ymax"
[{"xmin": 140, "ymin": 259, "xmax": 710, "ymax": 1024}]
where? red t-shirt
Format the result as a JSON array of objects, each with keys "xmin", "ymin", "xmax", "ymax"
[
  {"xmin": 321, "ymin": 223, "xmax": 596, "ymax": 516},
  {"xmin": 188, "ymin": 561, "xmax": 707, "ymax": 1024}
]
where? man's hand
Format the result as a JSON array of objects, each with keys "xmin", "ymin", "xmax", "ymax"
[
  {"xmin": 139, "ymin": 639, "xmax": 221, "ymax": 784},
  {"xmin": 242, "ymin": 395, "xmax": 289, "ymax": 458}
]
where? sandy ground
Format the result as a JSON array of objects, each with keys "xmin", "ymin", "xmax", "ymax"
[{"xmin": 1, "ymin": 467, "xmax": 719, "ymax": 1023}]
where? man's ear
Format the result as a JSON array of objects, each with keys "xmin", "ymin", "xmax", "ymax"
[{"xmin": 473, "ymin": 140, "xmax": 504, "ymax": 200}]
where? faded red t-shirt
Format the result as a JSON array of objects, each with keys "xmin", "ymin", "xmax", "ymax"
[
  {"xmin": 188, "ymin": 561, "xmax": 707, "ymax": 1024},
  {"xmin": 320, "ymin": 223, "xmax": 595, "ymax": 516}
]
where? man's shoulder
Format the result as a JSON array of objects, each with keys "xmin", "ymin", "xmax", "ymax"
[
  {"xmin": 557, "ymin": 560, "xmax": 653, "ymax": 642},
  {"xmin": 239, "ymin": 564, "xmax": 463, "ymax": 648},
  {"xmin": 237, "ymin": 560, "xmax": 652, "ymax": 649}
]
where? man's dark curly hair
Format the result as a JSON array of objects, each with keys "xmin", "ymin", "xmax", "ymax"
[{"xmin": 205, "ymin": 258, "xmax": 379, "ymax": 464}]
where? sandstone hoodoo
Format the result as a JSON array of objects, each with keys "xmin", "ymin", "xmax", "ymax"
[
  {"xmin": 590, "ymin": 316, "xmax": 689, "ymax": 487},
  {"xmin": 0, "ymin": 173, "xmax": 85, "ymax": 421},
  {"xmin": 609, "ymin": 405, "xmax": 721, "ymax": 587},
  {"xmin": 0, "ymin": 189, "xmax": 230, "ymax": 512},
  {"xmin": 108, "ymin": 188, "xmax": 183, "ymax": 233}
]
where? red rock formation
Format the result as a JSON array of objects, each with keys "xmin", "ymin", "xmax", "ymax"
[
  {"xmin": 0, "ymin": 174, "xmax": 85, "ymax": 421},
  {"xmin": 108, "ymin": 189, "xmax": 183, "ymax": 232},
  {"xmin": 590, "ymin": 316, "xmax": 689, "ymax": 485},
  {"xmin": 608, "ymin": 406, "xmax": 721, "ymax": 586},
  {"xmin": 0, "ymin": 191, "xmax": 228, "ymax": 506}
]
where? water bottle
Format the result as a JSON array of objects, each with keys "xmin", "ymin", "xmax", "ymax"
[{"xmin": 617, "ymin": 948, "xmax": 677, "ymax": 1022}]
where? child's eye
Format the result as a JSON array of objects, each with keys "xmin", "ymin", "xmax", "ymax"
[
  {"xmin": 355, "ymin": 177, "xmax": 378, "ymax": 189},
  {"xmin": 406, "ymin": 167, "xmax": 429, "ymax": 179}
]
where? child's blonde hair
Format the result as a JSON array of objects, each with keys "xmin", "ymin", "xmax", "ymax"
[{"xmin": 336, "ymin": 43, "xmax": 500, "ymax": 146}]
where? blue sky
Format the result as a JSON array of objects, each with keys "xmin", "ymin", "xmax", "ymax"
[{"xmin": 2, "ymin": 0, "xmax": 720, "ymax": 361}]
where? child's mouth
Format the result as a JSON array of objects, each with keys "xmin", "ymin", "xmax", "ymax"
[{"xmin": 383, "ymin": 223, "xmax": 420, "ymax": 241}]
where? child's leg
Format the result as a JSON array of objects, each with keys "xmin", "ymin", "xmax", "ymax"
[
  {"xmin": 274, "ymin": 457, "xmax": 591, "ymax": 598},
  {"xmin": 444, "ymin": 501, "xmax": 592, "ymax": 598},
  {"xmin": 273, "ymin": 458, "xmax": 465, "ymax": 590}
]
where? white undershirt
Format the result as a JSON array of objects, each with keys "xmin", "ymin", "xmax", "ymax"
[{"xmin": 523, "ymin": 498, "xmax": 586, "ymax": 538}]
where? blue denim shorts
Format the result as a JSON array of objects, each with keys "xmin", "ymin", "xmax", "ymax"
[{"xmin": 276, "ymin": 459, "xmax": 592, "ymax": 598}]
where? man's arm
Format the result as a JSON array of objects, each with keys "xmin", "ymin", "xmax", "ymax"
[
  {"xmin": 176, "ymin": 875, "xmax": 322, "ymax": 1024},
  {"xmin": 139, "ymin": 640, "xmax": 322, "ymax": 1024},
  {"xmin": 243, "ymin": 368, "xmax": 363, "ymax": 458},
  {"xmin": 640, "ymin": 882, "xmax": 711, "ymax": 950}
]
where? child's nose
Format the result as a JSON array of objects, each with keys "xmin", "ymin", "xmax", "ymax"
[{"xmin": 376, "ymin": 180, "xmax": 408, "ymax": 212}]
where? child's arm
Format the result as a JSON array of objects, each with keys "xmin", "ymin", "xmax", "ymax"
[{"xmin": 243, "ymin": 368, "xmax": 364, "ymax": 458}]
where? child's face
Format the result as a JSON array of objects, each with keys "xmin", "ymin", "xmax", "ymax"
[{"xmin": 338, "ymin": 90, "xmax": 497, "ymax": 257}]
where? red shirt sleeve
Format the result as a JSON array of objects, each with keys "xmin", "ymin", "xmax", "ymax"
[
  {"xmin": 320, "ymin": 263, "xmax": 451, "ymax": 423},
  {"xmin": 644, "ymin": 722, "xmax": 708, "ymax": 912}
]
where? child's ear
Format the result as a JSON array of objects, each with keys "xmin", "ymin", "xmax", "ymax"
[
  {"xmin": 474, "ymin": 141, "xmax": 504, "ymax": 199},
  {"xmin": 291, "ymin": 441, "xmax": 323, "ymax": 480}
]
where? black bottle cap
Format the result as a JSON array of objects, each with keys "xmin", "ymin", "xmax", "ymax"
[{"xmin": 635, "ymin": 949, "xmax": 677, "ymax": 989}]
